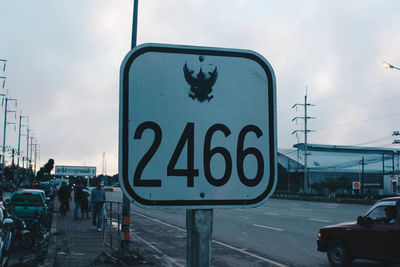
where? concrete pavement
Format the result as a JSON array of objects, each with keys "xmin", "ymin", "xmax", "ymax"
[{"xmin": 42, "ymin": 196, "xmax": 167, "ymax": 267}]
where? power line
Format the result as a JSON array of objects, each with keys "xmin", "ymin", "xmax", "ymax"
[
  {"xmin": 315, "ymin": 111, "xmax": 400, "ymax": 132},
  {"xmin": 317, "ymin": 94, "xmax": 400, "ymax": 118},
  {"xmin": 314, "ymin": 77, "xmax": 400, "ymax": 104}
]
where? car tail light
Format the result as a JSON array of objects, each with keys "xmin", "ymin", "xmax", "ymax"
[{"xmin": 318, "ymin": 231, "xmax": 322, "ymax": 239}]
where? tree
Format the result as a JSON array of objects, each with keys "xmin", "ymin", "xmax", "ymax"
[
  {"xmin": 36, "ymin": 159, "xmax": 55, "ymax": 181},
  {"xmin": 324, "ymin": 178, "xmax": 339, "ymax": 194},
  {"xmin": 337, "ymin": 176, "xmax": 351, "ymax": 192}
]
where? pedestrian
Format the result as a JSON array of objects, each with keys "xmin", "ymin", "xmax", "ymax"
[
  {"xmin": 81, "ymin": 186, "xmax": 90, "ymax": 219},
  {"xmin": 90, "ymin": 180, "xmax": 106, "ymax": 231},
  {"xmin": 58, "ymin": 182, "xmax": 71, "ymax": 216},
  {"xmin": 74, "ymin": 180, "xmax": 84, "ymax": 219},
  {"xmin": 66, "ymin": 183, "xmax": 72, "ymax": 211}
]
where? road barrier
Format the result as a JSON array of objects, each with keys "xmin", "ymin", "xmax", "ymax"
[{"xmin": 102, "ymin": 201, "xmax": 123, "ymax": 263}]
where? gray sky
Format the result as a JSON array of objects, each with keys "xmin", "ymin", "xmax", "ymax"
[{"xmin": 1, "ymin": 0, "xmax": 400, "ymax": 175}]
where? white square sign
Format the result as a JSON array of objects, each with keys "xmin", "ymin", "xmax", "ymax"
[{"xmin": 119, "ymin": 43, "xmax": 276, "ymax": 208}]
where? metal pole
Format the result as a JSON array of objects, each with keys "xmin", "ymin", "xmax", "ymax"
[
  {"xmin": 186, "ymin": 209, "xmax": 213, "ymax": 267},
  {"xmin": 17, "ymin": 115, "xmax": 22, "ymax": 167},
  {"xmin": 304, "ymin": 94, "xmax": 309, "ymax": 193},
  {"xmin": 121, "ymin": 0, "xmax": 138, "ymax": 255},
  {"xmin": 26, "ymin": 129, "xmax": 30, "ymax": 169},
  {"xmin": 361, "ymin": 156, "xmax": 365, "ymax": 194},
  {"xmin": 1, "ymin": 98, "xmax": 8, "ymax": 187},
  {"xmin": 34, "ymin": 143, "xmax": 37, "ymax": 175},
  {"xmin": 30, "ymin": 136, "xmax": 34, "ymax": 170}
]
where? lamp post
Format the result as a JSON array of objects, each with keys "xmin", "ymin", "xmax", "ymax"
[{"xmin": 381, "ymin": 61, "xmax": 400, "ymax": 71}]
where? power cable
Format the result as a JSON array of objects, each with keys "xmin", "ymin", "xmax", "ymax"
[
  {"xmin": 314, "ymin": 77, "xmax": 400, "ymax": 104},
  {"xmin": 315, "ymin": 111, "xmax": 400, "ymax": 132}
]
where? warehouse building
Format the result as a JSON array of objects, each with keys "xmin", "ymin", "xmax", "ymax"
[{"xmin": 278, "ymin": 143, "xmax": 400, "ymax": 195}]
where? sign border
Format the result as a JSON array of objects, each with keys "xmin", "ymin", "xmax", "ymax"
[{"xmin": 120, "ymin": 43, "xmax": 276, "ymax": 207}]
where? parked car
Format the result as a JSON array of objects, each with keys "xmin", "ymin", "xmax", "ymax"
[
  {"xmin": 2, "ymin": 182, "xmax": 16, "ymax": 193},
  {"xmin": 6, "ymin": 190, "xmax": 48, "ymax": 220},
  {"xmin": 104, "ymin": 185, "xmax": 113, "ymax": 192},
  {"xmin": 317, "ymin": 197, "xmax": 400, "ymax": 266}
]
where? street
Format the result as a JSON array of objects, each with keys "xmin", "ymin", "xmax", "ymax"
[{"xmin": 107, "ymin": 188, "xmax": 398, "ymax": 267}]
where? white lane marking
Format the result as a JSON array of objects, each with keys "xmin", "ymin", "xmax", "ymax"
[
  {"xmin": 253, "ymin": 224, "xmax": 283, "ymax": 232},
  {"xmin": 309, "ymin": 218, "xmax": 331, "ymax": 223},
  {"xmin": 112, "ymin": 220, "xmax": 184, "ymax": 267},
  {"xmin": 213, "ymin": 240, "xmax": 288, "ymax": 267},
  {"xmin": 131, "ymin": 211, "xmax": 287, "ymax": 267},
  {"xmin": 132, "ymin": 211, "xmax": 185, "ymax": 232},
  {"xmin": 241, "ymin": 216, "xmax": 250, "ymax": 220},
  {"xmin": 291, "ymin": 208, "xmax": 312, "ymax": 212},
  {"xmin": 234, "ymin": 209, "xmax": 244, "ymax": 211},
  {"xmin": 133, "ymin": 233, "xmax": 184, "ymax": 267},
  {"xmin": 264, "ymin": 212, "xmax": 279, "ymax": 216}
]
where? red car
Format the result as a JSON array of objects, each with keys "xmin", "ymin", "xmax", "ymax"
[{"xmin": 317, "ymin": 197, "xmax": 400, "ymax": 266}]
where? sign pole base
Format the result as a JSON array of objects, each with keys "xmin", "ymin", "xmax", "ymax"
[{"xmin": 186, "ymin": 209, "xmax": 213, "ymax": 267}]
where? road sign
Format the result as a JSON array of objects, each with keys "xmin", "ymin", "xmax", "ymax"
[
  {"xmin": 55, "ymin": 165, "xmax": 96, "ymax": 177},
  {"xmin": 119, "ymin": 43, "xmax": 276, "ymax": 208},
  {"xmin": 352, "ymin": 181, "xmax": 360, "ymax": 190}
]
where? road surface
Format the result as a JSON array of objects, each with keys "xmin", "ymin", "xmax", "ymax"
[{"xmin": 107, "ymin": 188, "xmax": 397, "ymax": 267}]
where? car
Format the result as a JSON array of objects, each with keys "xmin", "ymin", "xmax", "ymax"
[
  {"xmin": 104, "ymin": 185, "xmax": 113, "ymax": 192},
  {"xmin": 2, "ymin": 182, "xmax": 16, "ymax": 193},
  {"xmin": 317, "ymin": 197, "xmax": 400, "ymax": 266},
  {"xmin": 6, "ymin": 190, "xmax": 48, "ymax": 220}
]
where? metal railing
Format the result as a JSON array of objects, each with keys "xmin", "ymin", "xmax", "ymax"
[{"xmin": 102, "ymin": 201, "xmax": 123, "ymax": 263}]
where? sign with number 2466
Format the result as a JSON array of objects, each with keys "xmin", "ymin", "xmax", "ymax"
[{"xmin": 119, "ymin": 43, "xmax": 277, "ymax": 209}]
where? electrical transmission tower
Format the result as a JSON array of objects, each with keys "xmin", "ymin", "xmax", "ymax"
[{"xmin": 292, "ymin": 87, "xmax": 315, "ymax": 193}]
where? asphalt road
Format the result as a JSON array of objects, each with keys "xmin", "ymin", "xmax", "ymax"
[{"xmin": 107, "ymin": 188, "xmax": 398, "ymax": 267}]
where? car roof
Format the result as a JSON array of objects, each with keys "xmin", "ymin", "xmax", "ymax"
[
  {"xmin": 22, "ymin": 189, "xmax": 46, "ymax": 195},
  {"xmin": 377, "ymin": 197, "xmax": 400, "ymax": 203}
]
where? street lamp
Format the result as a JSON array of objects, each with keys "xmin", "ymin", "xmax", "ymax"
[{"xmin": 381, "ymin": 61, "xmax": 400, "ymax": 70}]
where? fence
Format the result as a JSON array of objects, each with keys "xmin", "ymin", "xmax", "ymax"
[{"xmin": 102, "ymin": 201, "xmax": 123, "ymax": 262}]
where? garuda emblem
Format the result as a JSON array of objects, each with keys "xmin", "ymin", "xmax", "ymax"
[{"xmin": 183, "ymin": 63, "xmax": 218, "ymax": 102}]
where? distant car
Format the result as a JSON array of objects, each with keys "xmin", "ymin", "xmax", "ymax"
[
  {"xmin": 6, "ymin": 190, "xmax": 48, "ymax": 219},
  {"xmin": 3, "ymin": 182, "xmax": 16, "ymax": 193},
  {"xmin": 317, "ymin": 197, "xmax": 400, "ymax": 266},
  {"xmin": 104, "ymin": 185, "xmax": 113, "ymax": 192}
]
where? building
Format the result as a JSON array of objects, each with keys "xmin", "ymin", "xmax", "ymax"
[{"xmin": 278, "ymin": 143, "xmax": 400, "ymax": 195}]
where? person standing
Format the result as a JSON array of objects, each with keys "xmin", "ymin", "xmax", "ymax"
[
  {"xmin": 74, "ymin": 180, "xmax": 84, "ymax": 219},
  {"xmin": 90, "ymin": 180, "xmax": 106, "ymax": 231},
  {"xmin": 58, "ymin": 182, "xmax": 71, "ymax": 216},
  {"xmin": 81, "ymin": 187, "xmax": 90, "ymax": 219}
]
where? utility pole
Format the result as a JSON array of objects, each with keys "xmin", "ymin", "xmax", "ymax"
[
  {"xmin": 0, "ymin": 59, "xmax": 6, "ymax": 89},
  {"xmin": 30, "ymin": 136, "xmax": 34, "ymax": 170},
  {"xmin": 120, "ymin": 0, "xmax": 138, "ymax": 255},
  {"xmin": 26, "ymin": 129, "xmax": 33, "ymax": 171},
  {"xmin": 17, "ymin": 115, "xmax": 28, "ymax": 167},
  {"xmin": 292, "ymin": 87, "xmax": 315, "ymax": 193},
  {"xmin": 1, "ymin": 97, "xmax": 17, "ymax": 189},
  {"xmin": 360, "ymin": 156, "xmax": 365, "ymax": 194},
  {"xmin": 34, "ymin": 143, "xmax": 38, "ymax": 175}
]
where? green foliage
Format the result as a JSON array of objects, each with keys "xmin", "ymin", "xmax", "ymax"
[
  {"xmin": 315, "ymin": 176, "xmax": 352, "ymax": 194},
  {"xmin": 36, "ymin": 159, "xmax": 55, "ymax": 181}
]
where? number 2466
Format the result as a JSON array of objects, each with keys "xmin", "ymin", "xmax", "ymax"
[{"xmin": 133, "ymin": 121, "xmax": 265, "ymax": 188}]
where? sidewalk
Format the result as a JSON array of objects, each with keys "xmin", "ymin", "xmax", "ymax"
[
  {"xmin": 43, "ymin": 198, "xmax": 104, "ymax": 267},
  {"xmin": 42, "ymin": 197, "xmax": 167, "ymax": 267}
]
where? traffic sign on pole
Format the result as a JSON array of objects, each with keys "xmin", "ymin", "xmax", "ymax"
[{"xmin": 119, "ymin": 43, "xmax": 277, "ymax": 209}]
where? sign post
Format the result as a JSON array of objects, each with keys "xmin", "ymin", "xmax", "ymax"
[
  {"xmin": 119, "ymin": 43, "xmax": 276, "ymax": 266},
  {"xmin": 186, "ymin": 209, "xmax": 213, "ymax": 267}
]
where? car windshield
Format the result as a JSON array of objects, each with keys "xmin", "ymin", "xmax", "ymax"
[
  {"xmin": 11, "ymin": 194, "xmax": 43, "ymax": 203},
  {"xmin": 364, "ymin": 201, "xmax": 396, "ymax": 216}
]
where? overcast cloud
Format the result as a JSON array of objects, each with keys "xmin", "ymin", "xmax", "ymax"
[{"xmin": 0, "ymin": 0, "xmax": 400, "ymax": 175}]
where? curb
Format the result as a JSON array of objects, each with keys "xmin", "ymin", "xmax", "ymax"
[
  {"xmin": 271, "ymin": 195, "xmax": 376, "ymax": 205},
  {"xmin": 41, "ymin": 206, "xmax": 58, "ymax": 266}
]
